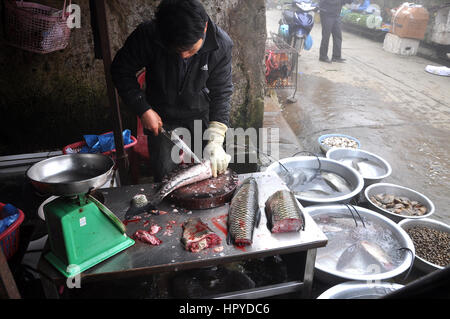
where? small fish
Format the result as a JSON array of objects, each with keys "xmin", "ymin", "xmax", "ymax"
[
  {"xmin": 321, "ymin": 171, "xmax": 351, "ymax": 193},
  {"xmin": 181, "ymin": 218, "xmax": 222, "ymax": 253},
  {"xmin": 336, "ymin": 240, "xmax": 394, "ymax": 272},
  {"xmin": 295, "ymin": 188, "xmax": 332, "ymax": 198},
  {"xmin": 351, "ymin": 158, "xmax": 368, "ymax": 172},
  {"xmin": 360, "ymin": 240, "xmax": 394, "ymax": 271},
  {"xmin": 265, "ymin": 190, "xmax": 305, "ymax": 233},
  {"xmin": 278, "ymin": 168, "xmax": 316, "ymax": 188},
  {"xmin": 151, "ymin": 160, "xmax": 212, "ymax": 205},
  {"xmin": 318, "ymin": 224, "xmax": 343, "ymax": 233},
  {"xmin": 227, "ymin": 177, "xmax": 260, "ymax": 246}
]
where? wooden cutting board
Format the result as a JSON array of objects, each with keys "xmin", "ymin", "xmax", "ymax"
[{"xmin": 167, "ymin": 169, "xmax": 239, "ymax": 210}]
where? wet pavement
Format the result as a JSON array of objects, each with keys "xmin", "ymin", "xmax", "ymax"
[{"xmin": 264, "ymin": 9, "xmax": 450, "ymax": 224}]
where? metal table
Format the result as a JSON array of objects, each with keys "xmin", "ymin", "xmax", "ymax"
[{"xmin": 38, "ymin": 171, "xmax": 328, "ymax": 299}]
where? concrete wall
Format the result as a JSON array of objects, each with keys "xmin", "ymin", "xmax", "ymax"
[{"xmin": 0, "ymin": 0, "xmax": 266, "ymax": 155}]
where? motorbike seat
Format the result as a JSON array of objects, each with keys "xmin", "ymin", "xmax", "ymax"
[{"xmin": 282, "ymin": 10, "xmax": 295, "ymax": 23}]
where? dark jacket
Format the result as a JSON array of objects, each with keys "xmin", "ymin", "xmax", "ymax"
[
  {"xmin": 319, "ymin": 0, "xmax": 351, "ymax": 17},
  {"xmin": 111, "ymin": 18, "xmax": 233, "ymax": 128}
]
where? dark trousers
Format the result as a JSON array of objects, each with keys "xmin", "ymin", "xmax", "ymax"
[
  {"xmin": 146, "ymin": 120, "xmax": 208, "ymax": 182},
  {"xmin": 319, "ymin": 14, "xmax": 343, "ymax": 59}
]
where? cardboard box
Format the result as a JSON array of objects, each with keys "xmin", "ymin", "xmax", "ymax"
[
  {"xmin": 383, "ymin": 32, "xmax": 420, "ymax": 56},
  {"xmin": 391, "ymin": 3, "xmax": 429, "ymax": 40}
]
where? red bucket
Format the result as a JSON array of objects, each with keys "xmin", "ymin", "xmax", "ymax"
[{"xmin": 0, "ymin": 203, "xmax": 25, "ymax": 260}]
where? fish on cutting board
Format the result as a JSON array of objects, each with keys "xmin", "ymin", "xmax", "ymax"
[
  {"xmin": 151, "ymin": 160, "xmax": 213, "ymax": 205},
  {"xmin": 227, "ymin": 177, "xmax": 260, "ymax": 246},
  {"xmin": 181, "ymin": 218, "xmax": 222, "ymax": 253},
  {"xmin": 265, "ymin": 190, "xmax": 305, "ymax": 233}
]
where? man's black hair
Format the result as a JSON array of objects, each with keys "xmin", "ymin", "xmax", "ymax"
[{"xmin": 155, "ymin": 0, "xmax": 208, "ymax": 52}]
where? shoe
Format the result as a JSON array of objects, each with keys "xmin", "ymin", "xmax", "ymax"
[
  {"xmin": 332, "ymin": 57, "xmax": 346, "ymax": 63},
  {"xmin": 319, "ymin": 57, "xmax": 332, "ymax": 63}
]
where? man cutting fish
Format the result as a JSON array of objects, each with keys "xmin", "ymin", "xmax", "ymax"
[{"xmin": 111, "ymin": 0, "xmax": 233, "ymax": 181}]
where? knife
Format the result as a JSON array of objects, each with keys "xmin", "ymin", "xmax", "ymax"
[{"xmin": 160, "ymin": 127, "xmax": 203, "ymax": 164}]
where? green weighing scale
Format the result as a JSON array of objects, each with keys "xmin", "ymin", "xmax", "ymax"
[{"xmin": 27, "ymin": 154, "xmax": 135, "ymax": 278}]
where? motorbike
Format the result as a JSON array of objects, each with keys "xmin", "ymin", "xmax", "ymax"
[{"xmin": 278, "ymin": 0, "xmax": 318, "ymax": 53}]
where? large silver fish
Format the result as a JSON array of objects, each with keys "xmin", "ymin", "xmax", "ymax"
[
  {"xmin": 151, "ymin": 160, "xmax": 212, "ymax": 205},
  {"xmin": 321, "ymin": 171, "xmax": 351, "ymax": 193},
  {"xmin": 265, "ymin": 190, "xmax": 305, "ymax": 233},
  {"xmin": 227, "ymin": 177, "xmax": 260, "ymax": 246}
]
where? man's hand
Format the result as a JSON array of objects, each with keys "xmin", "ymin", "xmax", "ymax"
[
  {"xmin": 140, "ymin": 109, "xmax": 162, "ymax": 136},
  {"xmin": 204, "ymin": 121, "xmax": 231, "ymax": 178}
]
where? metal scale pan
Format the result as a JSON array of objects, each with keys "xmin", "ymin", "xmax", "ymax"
[
  {"xmin": 26, "ymin": 153, "xmax": 115, "ymax": 196},
  {"xmin": 26, "ymin": 154, "xmax": 134, "ymax": 278}
]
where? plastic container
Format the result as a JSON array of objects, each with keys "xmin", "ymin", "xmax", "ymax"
[
  {"xmin": 62, "ymin": 131, "xmax": 137, "ymax": 161},
  {"xmin": 0, "ymin": 203, "xmax": 25, "ymax": 260},
  {"xmin": 391, "ymin": 4, "xmax": 429, "ymax": 40}
]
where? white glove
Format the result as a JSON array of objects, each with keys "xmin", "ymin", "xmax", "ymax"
[{"xmin": 203, "ymin": 121, "xmax": 231, "ymax": 178}]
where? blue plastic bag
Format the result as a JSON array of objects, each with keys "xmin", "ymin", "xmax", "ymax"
[
  {"xmin": 0, "ymin": 204, "xmax": 19, "ymax": 234},
  {"xmin": 304, "ymin": 34, "xmax": 313, "ymax": 51},
  {"xmin": 80, "ymin": 129, "xmax": 132, "ymax": 154}
]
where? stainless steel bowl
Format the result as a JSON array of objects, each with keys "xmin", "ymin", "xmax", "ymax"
[
  {"xmin": 326, "ymin": 148, "xmax": 392, "ymax": 186},
  {"xmin": 318, "ymin": 133, "xmax": 361, "ymax": 155},
  {"xmin": 317, "ymin": 281, "xmax": 404, "ymax": 299},
  {"xmin": 398, "ymin": 218, "xmax": 450, "ymax": 273},
  {"xmin": 365, "ymin": 183, "xmax": 435, "ymax": 223},
  {"xmin": 27, "ymin": 154, "xmax": 115, "ymax": 196},
  {"xmin": 266, "ymin": 156, "xmax": 364, "ymax": 206},
  {"xmin": 306, "ymin": 204, "xmax": 415, "ymax": 283}
]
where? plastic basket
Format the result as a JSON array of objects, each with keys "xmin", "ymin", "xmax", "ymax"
[
  {"xmin": 62, "ymin": 131, "xmax": 138, "ymax": 163},
  {"xmin": 0, "ymin": 203, "xmax": 25, "ymax": 260},
  {"xmin": 4, "ymin": 0, "xmax": 72, "ymax": 54}
]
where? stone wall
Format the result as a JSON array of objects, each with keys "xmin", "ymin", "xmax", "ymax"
[{"xmin": 0, "ymin": 0, "xmax": 266, "ymax": 155}]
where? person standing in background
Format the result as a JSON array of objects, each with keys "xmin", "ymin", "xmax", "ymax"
[{"xmin": 318, "ymin": 0, "xmax": 352, "ymax": 63}]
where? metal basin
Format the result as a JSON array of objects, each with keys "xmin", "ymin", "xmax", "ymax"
[
  {"xmin": 265, "ymin": 156, "xmax": 364, "ymax": 206},
  {"xmin": 318, "ymin": 133, "xmax": 361, "ymax": 155},
  {"xmin": 305, "ymin": 204, "xmax": 415, "ymax": 283},
  {"xmin": 326, "ymin": 148, "xmax": 392, "ymax": 186},
  {"xmin": 317, "ymin": 281, "xmax": 404, "ymax": 299},
  {"xmin": 365, "ymin": 183, "xmax": 435, "ymax": 223},
  {"xmin": 398, "ymin": 218, "xmax": 450, "ymax": 273},
  {"xmin": 26, "ymin": 154, "xmax": 115, "ymax": 196}
]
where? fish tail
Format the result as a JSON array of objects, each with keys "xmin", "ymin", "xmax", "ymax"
[
  {"xmin": 256, "ymin": 207, "xmax": 262, "ymax": 228},
  {"xmin": 226, "ymin": 231, "xmax": 232, "ymax": 245}
]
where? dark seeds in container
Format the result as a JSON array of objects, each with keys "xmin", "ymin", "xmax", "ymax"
[{"xmin": 406, "ymin": 226, "xmax": 450, "ymax": 267}]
